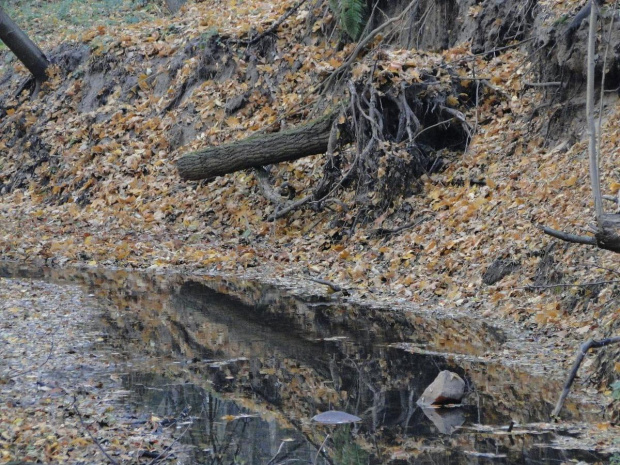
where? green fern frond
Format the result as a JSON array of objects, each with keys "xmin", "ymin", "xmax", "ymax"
[
  {"xmin": 329, "ymin": 0, "xmax": 366, "ymax": 40},
  {"xmin": 328, "ymin": 0, "xmax": 340, "ymax": 15}
]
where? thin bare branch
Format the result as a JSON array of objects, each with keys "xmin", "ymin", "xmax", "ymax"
[
  {"xmin": 551, "ymin": 336, "xmax": 620, "ymax": 419},
  {"xmin": 522, "ymin": 280, "xmax": 620, "ymax": 290},
  {"xmin": 8, "ymin": 332, "xmax": 55, "ymax": 379},
  {"xmin": 523, "ymin": 81, "xmax": 562, "ymax": 88},
  {"xmin": 254, "ymin": 167, "xmax": 289, "ymax": 204},
  {"xmin": 307, "ymin": 277, "xmax": 342, "ymax": 292},
  {"xmin": 538, "ymin": 225, "xmax": 597, "ymax": 246},
  {"xmin": 268, "ymin": 195, "xmax": 313, "ymax": 221},
  {"xmin": 73, "ymin": 397, "xmax": 119, "ymax": 465},
  {"xmin": 239, "ymin": 0, "xmax": 309, "ymax": 45}
]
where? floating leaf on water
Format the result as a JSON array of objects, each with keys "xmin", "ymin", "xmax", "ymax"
[{"xmin": 312, "ymin": 410, "xmax": 361, "ymax": 424}]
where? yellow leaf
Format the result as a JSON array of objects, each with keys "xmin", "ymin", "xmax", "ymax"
[
  {"xmin": 328, "ymin": 57, "xmax": 341, "ymax": 67},
  {"xmin": 563, "ymin": 175, "xmax": 578, "ymax": 187},
  {"xmin": 114, "ymin": 243, "xmax": 130, "ymax": 260},
  {"xmin": 446, "ymin": 95, "xmax": 459, "ymax": 107},
  {"xmin": 71, "ymin": 438, "xmax": 91, "ymax": 447},
  {"xmin": 472, "ymin": 197, "xmax": 486, "ymax": 209}
]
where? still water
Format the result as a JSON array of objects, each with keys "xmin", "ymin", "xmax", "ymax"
[{"xmin": 0, "ymin": 263, "xmax": 609, "ymax": 464}]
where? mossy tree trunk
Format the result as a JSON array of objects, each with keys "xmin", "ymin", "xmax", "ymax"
[{"xmin": 176, "ymin": 112, "xmax": 336, "ymax": 180}]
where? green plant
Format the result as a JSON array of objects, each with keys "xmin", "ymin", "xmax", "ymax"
[
  {"xmin": 612, "ymin": 380, "xmax": 620, "ymax": 401},
  {"xmin": 328, "ymin": 0, "xmax": 366, "ymax": 40},
  {"xmin": 332, "ymin": 425, "xmax": 368, "ymax": 465},
  {"xmin": 610, "ymin": 453, "xmax": 620, "ymax": 465}
]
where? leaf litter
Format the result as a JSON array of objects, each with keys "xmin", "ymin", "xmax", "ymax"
[{"xmin": 0, "ymin": 278, "xmax": 188, "ymax": 463}]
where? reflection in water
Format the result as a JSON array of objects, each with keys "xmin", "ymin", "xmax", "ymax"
[
  {"xmin": 421, "ymin": 407, "xmax": 465, "ymax": 434},
  {"xmin": 0, "ymin": 262, "xmax": 609, "ymax": 464},
  {"xmin": 123, "ymin": 373, "xmax": 329, "ymax": 464}
]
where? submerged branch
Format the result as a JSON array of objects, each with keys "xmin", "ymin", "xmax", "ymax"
[{"xmin": 551, "ymin": 336, "xmax": 620, "ymax": 419}]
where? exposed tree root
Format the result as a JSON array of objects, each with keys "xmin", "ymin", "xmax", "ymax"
[{"xmin": 320, "ymin": 0, "xmax": 421, "ymax": 92}]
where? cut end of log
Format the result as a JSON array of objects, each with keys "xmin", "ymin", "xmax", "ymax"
[{"xmin": 594, "ymin": 214, "xmax": 620, "ymax": 253}]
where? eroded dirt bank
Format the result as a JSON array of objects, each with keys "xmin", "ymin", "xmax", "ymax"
[{"xmin": 0, "ymin": 0, "xmax": 618, "ymax": 435}]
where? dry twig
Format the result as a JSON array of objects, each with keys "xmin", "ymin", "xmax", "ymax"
[
  {"xmin": 73, "ymin": 396, "xmax": 119, "ymax": 465},
  {"xmin": 239, "ymin": 0, "xmax": 309, "ymax": 45},
  {"xmin": 538, "ymin": 224, "xmax": 597, "ymax": 246}
]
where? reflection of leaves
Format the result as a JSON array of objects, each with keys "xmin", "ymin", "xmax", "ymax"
[{"xmin": 332, "ymin": 424, "xmax": 368, "ymax": 465}]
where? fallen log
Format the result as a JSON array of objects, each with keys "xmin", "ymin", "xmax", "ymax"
[
  {"xmin": 177, "ymin": 112, "xmax": 336, "ymax": 180},
  {"xmin": 0, "ymin": 5, "xmax": 50, "ymax": 92}
]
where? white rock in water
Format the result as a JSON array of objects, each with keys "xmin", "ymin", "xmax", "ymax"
[
  {"xmin": 417, "ymin": 370, "xmax": 465, "ymax": 406},
  {"xmin": 312, "ymin": 410, "xmax": 361, "ymax": 424}
]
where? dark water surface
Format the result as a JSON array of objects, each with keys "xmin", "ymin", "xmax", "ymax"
[{"xmin": 0, "ymin": 262, "xmax": 609, "ymax": 464}]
